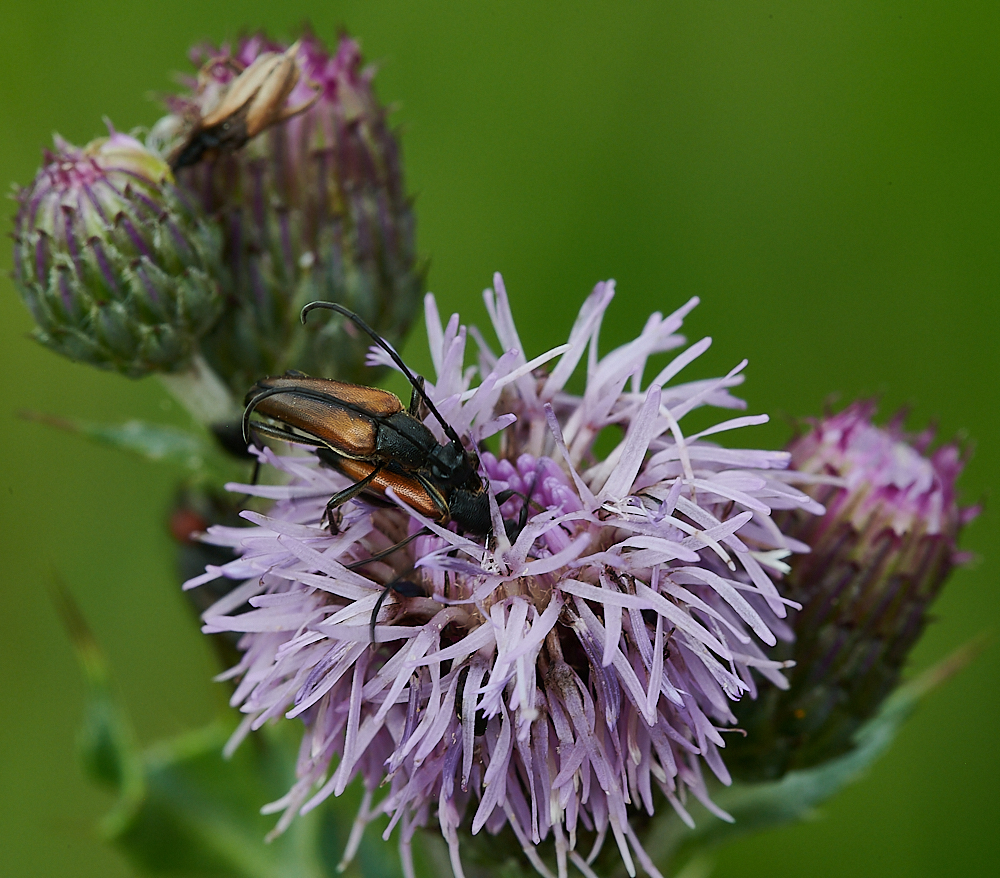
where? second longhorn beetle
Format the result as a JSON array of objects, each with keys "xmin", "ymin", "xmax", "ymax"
[
  {"xmin": 243, "ymin": 301, "xmax": 500, "ymax": 538},
  {"xmin": 170, "ymin": 41, "xmax": 319, "ymax": 171}
]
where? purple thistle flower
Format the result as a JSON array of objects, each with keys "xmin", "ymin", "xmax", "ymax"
[
  {"xmin": 728, "ymin": 402, "xmax": 978, "ymax": 781},
  {"xmin": 187, "ymin": 275, "xmax": 820, "ymax": 878}
]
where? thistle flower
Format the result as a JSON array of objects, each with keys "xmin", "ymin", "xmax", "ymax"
[
  {"xmin": 728, "ymin": 402, "xmax": 977, "ymax": 781},
  {"xmin": 187, "ymin": 275, "xmax": 821, "ymax": 878},
  {"xmin": 12, "ymin": 131, "xmax": 223, "ymax": 377},
  {"xmin": 152, "ymin": 32, "xmax": 424, "ymax": 397}
]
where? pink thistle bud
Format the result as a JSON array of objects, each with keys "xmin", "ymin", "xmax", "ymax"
[
  {"xmin": 728, "ymin": 402, "xmax": 977, "ymax": 781},
  {"xmin": 151, "ymin": 31, "xmax": 423, "ymax": 397},
  {"xmin": 12, "ymin": 131, "xmax": 223, "ymax": 376}
]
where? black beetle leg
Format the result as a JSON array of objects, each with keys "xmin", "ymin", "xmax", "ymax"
[
  {"xmin": 345, "ymin": 528, "xmax": 430, "ymax": 571},
  {"xmin": 324, "ymin": 465, "xmax": 384, "ymax": 525},
  {"xmin": 369, "ymin": 573, "xmax": 425, "ymax": 644},
  {"xmin": 408, "ymin": 375, "xmax": 429, "ymax": 420}
]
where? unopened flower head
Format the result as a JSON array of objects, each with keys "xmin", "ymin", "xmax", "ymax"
[
  {"xmin": 12, "ymin": 131, "xmax": 223, "ymax": 376},
  {"xmin": 188, "ymin": 276, "xmax": 820, "ymax": 878},
  {"xmin": 728, "ymin": 401, "xmax": 977, "ymax": 781},
  {"xmin": 153, "ymin": 32, "xmax": 424, "ymax": 396}
]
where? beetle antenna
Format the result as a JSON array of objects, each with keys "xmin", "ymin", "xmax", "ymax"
[{"xmin": 301, "ymin": 302, "xmax": 465, "ymax": 448}]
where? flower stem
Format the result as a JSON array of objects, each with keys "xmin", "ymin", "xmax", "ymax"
[{"xmin": 158, "ymin": 354, "xmax": 238, "ymax": 426}]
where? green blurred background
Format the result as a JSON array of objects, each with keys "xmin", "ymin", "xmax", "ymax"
[{"xmin": 1, "ymin": 1, "xmax": 996, "ymax": 875}]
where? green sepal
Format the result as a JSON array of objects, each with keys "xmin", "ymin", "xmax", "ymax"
[{"xmin": 641, "ymin": 640, "xmax": 984, "ymax": 876}]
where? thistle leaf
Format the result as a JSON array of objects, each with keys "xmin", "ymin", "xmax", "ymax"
[
  {"xmin": 644, "ymin": 639, "xmax": 984, "ymax": 876},
  {"xmin": 21, "ymin": 411, "xmax": 242, "ymax": 483},
  {"xmin": 60, "ymin": 591, "xmax": 406, "ymax": 878}
]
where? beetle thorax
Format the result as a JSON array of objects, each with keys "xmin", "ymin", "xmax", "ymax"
[{"xmin": 428, "ymin": 441, "xmax": 470, "ymax": 483}]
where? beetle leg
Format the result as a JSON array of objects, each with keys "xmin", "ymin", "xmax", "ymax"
[
  {"xmin": 500, "ymin": 470, "xmax": 542, "ymax": 543},
  {"xmin": 369, "ymin": 574, "xmax": 425, "ymax": 644},
  {"xmin": 412, "ymin": 471, "xmax": 452, "ymax": 523},
  {"xmin": 345, "ymin": 527, "xmax": 430, "ymax": 571},
  {"xmin": 325, "ymin": 464, "xmax": 385, "ymax": 523},
  {"xmin": 518, "ymin": 471, "xmax": 542, "ymax": 529},
  {"xmin": 247, "ymin": 420, "xmax": 330, "ymax": 449},
  {"xmin": 407, "ymin": 375, "xmax": 430, "ymax": 420},
  {"xmin": 369, "ymin": 587, "xmax": 392, "ymax": 644}
]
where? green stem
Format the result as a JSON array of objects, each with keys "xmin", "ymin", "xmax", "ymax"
[{"xmin": 159, "ymin": 354, "xmax": 238, "ymax": 426}]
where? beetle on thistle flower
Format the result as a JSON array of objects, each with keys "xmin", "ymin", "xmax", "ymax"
[
  {"xmin": 243, "ymin": 301, "xmax": 496, "ymax": 539},
  {"xmin": 187, "ymin": 274, "xmax": 822, "ymax": 878}
]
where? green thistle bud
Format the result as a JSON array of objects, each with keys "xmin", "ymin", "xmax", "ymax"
[
  {"xmin": 12, "ymin": 131, "xmax": 224, "ymax": 377},
  {"xmin": 727, "ymin": 402, "xmax": 977, "ymax": 781},
  {"xmin": 152, "ymin": 32, "xmax": 424, "ymax": 396}
]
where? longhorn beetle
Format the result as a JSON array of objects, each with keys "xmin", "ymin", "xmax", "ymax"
[
  {"xmin": 244, "ymin": 304, "xmax": 547, "ymax": 643},
  {"xmin": 170, "ymin": 41, "xmax": 319, "ymax": 171},
  {"xmin": 243, "ymin": 301, "xmax": 495, "ymax": 537}
]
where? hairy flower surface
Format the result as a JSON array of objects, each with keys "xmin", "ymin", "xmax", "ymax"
[
  {"xmin": 728, "ymin": 402, "xmax": 977, "ymax": 781},
  {"xmin": 188, "ymin": 276, "xmax": 821, "ymax": 878}
]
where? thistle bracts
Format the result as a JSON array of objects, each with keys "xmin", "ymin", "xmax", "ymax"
[
  {"xmin": 12, "ymin": 132, "xmax": 224, "ymax": 377},
  {"xmin": 155, "ymin": 33, "xmax": 424, "ymax": 396},
  {"xmin": 728, "ymin": 402, "xmax": 976, "ymax": 781}
]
